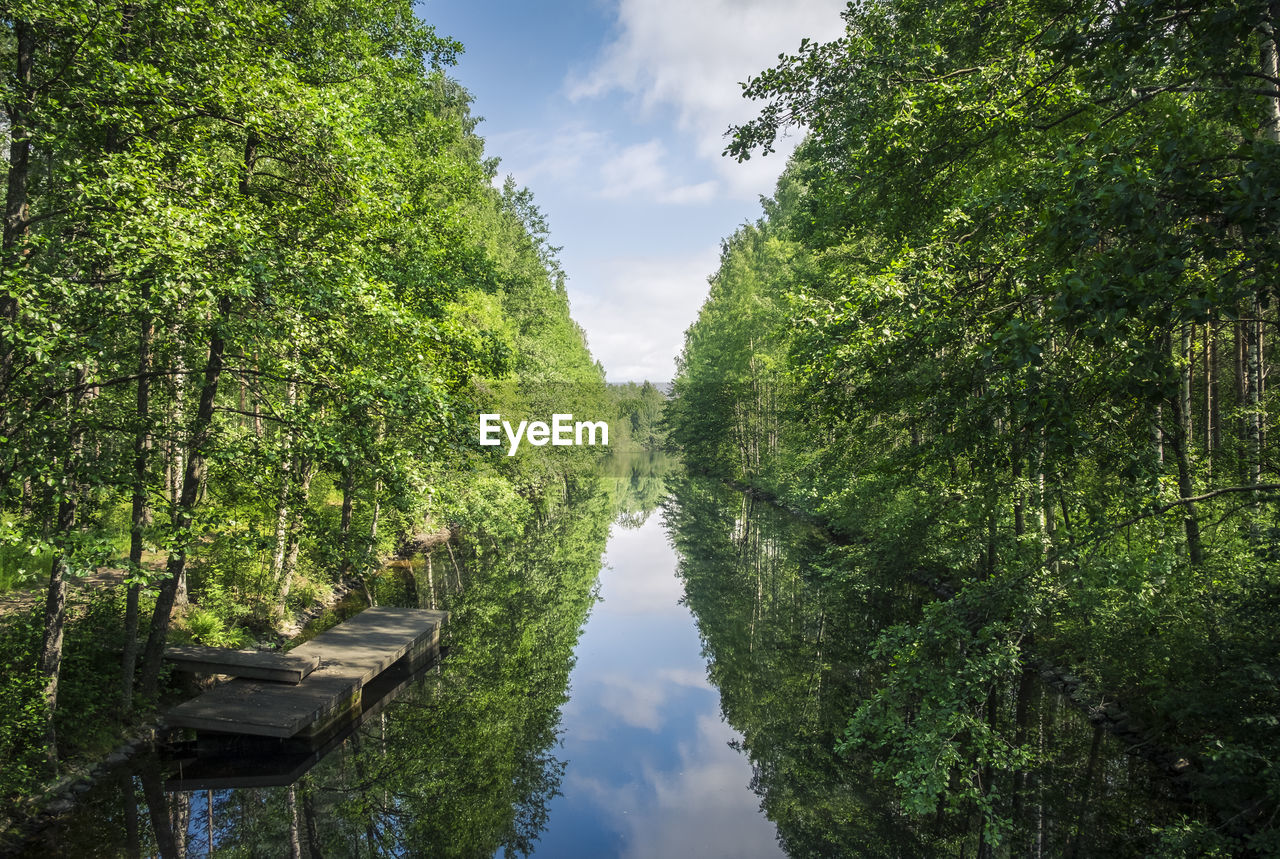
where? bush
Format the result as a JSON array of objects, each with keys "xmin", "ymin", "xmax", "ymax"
[{"xmin": 0, "ymin": 609, "xmax": 45, "ymax": 808}]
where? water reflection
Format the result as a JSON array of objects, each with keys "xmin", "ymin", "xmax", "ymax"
[
  {"xmin": 22, "ymin": 473, "xmax": 614, "ymax": 857},
  {"xmin": 601, "ymin": 450, "xmax": 677, "ymax": 530},
  {"xmin": 664, "ymin": 474, "xmax": 1195, "ymax": 857},
  {"xmin": 162, "ymin": 655, "xmax": 436, "ymax": 792},
  {"xmin": 11, "ymin": 456, "xmax": 1200, "ymax": 857},
  {"xmin": 531, "ymin": 454, "xmax": 783, "ymax": 858}
]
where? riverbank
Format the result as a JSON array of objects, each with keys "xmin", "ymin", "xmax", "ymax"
[
  {"xmin": 2, "ymin": 460, "xmax": 621, "ymax": 856},
  {"xmin": 0, "ymin": 524, "xmax": 457, "ymax": 852},
  {"xmin": 674, "ymin": 467, "xmax": 1262, "ymax": 851}
]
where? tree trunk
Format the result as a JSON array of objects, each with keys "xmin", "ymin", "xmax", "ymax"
[
  {"xmin": 141, "ymin": 767, "xmax": 179, "ymax": 859},
  {"xmin": 1256, "ymin": 7, "xmax": 1280, "ymax": 494},
  {"xmin": 269, "ymin": 372, "xmax": 299, "ymax": 588},
  {"xmin": 303, "ymin": 787, "xmax": 323, "ymax": 858},
  {"xmin": 122, "ymin": 771, "xmax": 140, "ymax": 856},
  {"xmin": 1068, "ymin": 724, "xmax": 1104, "ymax": 859},
  {"xmin": 1235, "ymin": 317, "xmax": 1247, "ymax": 489},
  {"xmin": 0, "ymin": 18, "xmax": 34, "ymax": 395},
  {"xmin": 279, "ymin": 457, "xmax": 315, "ymax": 614},
  {"xmin": 38, "ymin": 367, "xmax": 88, "ymax": 769},
  {"xmin": 38, "ymin": 497, "xmax": 75, "ymax": 771},
  {"xmin": 167, "ymin": 326, "xmax": 185, "ymax": 512},
  {"xmin": 1170, "ymin": 387, "xmax": 1204, "ymax": 566},
  {"xmin": 252, "ymin": 350, "xmax": 263, "ymax": 438},
  {"xmin": 1011, "ymin": 663, "xmax": 1036, "ymax": 849},
  {"xmin": 1254, "ymin": 299, "xmax": 1266, "ymax": 477},
  {"xmin": 426, "ymin": 554, "xmax": 436, "ymax": 610},
  {"xmin": 368, "ymin": 487, "xmax": 381, "ymax": 557},
  {"xmin": 171, "ymin": 792, "xmax": 189, "ymax": 856},
  {"xmin": 122, "ymin": 289, "xmax": 154, "ymax": 717},
  {"xmin": 1209, "ymin": 322, "xmax": 1221, "ymax": 460},
  {"xmin": 339, "ymin": 467, "xmax": 354, "ymax": 574},
  {"xmin": 1012, "ymin": 433, "xmax": 1025, "ymax": 573},
  {"xmin": 1261, "ymin": 4, "xmax": 1280, "ymax": 142},
  {"xmin": 1181, "ymin": 325, "xmax": 1194, "ymax": 446},
  {"xmin": 1152, "ymin": 404, "xmax": 1163, "ymax": 466},
  {"xmin": 1247, "ymin": 302, "xmax": 1263, "ymax": 489},
  {"xmin": 139, "ymin": 295, "xmax": 232, "ymax": 702},
  {"xmin": 287, "ymin": 785, "xmax": 303, "ymax": 859}
]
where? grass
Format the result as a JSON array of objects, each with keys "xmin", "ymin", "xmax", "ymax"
[{"xmin": 0, "ymin": 543, "xmax": 55, "ymax": 593}]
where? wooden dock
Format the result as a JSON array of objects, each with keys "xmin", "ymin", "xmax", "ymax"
[
  {"xmin": 164, "ymin": 656, "xmax": 429, "ymax": 791},
  {"xmin": 164, "ymin": 644, "xmax": 319, "ymax": 684},
  {"xmin": 165, "ymin": 607, "xmax": 446, "ymax": 740}
]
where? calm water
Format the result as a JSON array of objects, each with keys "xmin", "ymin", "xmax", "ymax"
[
  {"xmin": 15, "ymin": 452, "xmax": 1193, "ymax": 856},
  {"xmin": 530, "ymin": 512, "xmax": 782, "ymax": 858}
]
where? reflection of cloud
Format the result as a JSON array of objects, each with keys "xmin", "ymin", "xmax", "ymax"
[
  {"xmin": 657, "ymin": 667, "xmax": 708, "ymax": 688},
  {"xmin": 564, "ymin": 715, "xmax": 783, "ymax": 858},
  {"xmin": 569, "ymin": 0, "xmax": 847, "ymax": 200},
  {"xmin": 596, "ymin": 517, "xmax": 689, "ymax": 614},
  {"xmin": 570, "ymin": 248, "xmax": 718, "ymax": 383},
  {"xmin": 593, "ymin": 668, "xmax": 711, "ymax": 731}
]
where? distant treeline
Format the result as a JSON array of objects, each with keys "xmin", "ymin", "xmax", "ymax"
[{"xmin": 606, "ymin": 381, "xmax": 668, "ymax": 451}]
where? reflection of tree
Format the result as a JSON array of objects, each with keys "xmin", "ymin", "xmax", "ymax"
[
  {"xmin": 665, "ymin": 475, "xmax": 928, "ymax": 858},
  {"xmin": 33, "ymin": 478, "xmax": 612, "ymax": 858},
  {"xmin": 664, "ymin": 475, "xmax": 1190, "ymax": 858},
  {"xmin": 294, "ymin": 477, "xmax": 610, "ymax": 856},
  {"xmin": 604, "ymin": 450, "xmax": 677, "ymax": 529}
]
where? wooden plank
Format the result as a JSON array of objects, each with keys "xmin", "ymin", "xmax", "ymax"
[
  {"xmin": 165, "ymin": 607, "xmax": 446, "ymax": 739},
  {"xmin": 164, "ymin": 644, "xmax": 319, "ymax": 684},
  {"xmin": 164, "ymin": 656, "xmax": 429, "ymax": 791}
]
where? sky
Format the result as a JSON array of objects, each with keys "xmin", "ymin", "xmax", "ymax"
[{"xmin": 415, "ymin": 0, "xmax": 849, "ymax": 383}]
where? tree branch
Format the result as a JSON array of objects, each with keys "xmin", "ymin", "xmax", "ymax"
[{"xmin": 1110, "ymin": 484, "xmax": 1280, "ymax": 532}]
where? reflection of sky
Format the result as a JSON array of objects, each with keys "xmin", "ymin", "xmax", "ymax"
[{"xmin": 529, "ymin": 516, "xmax": 783, "ymax": 858}]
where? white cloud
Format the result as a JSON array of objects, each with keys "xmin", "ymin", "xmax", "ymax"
[
  {"xmin": 569, "ymin": 0, "xmax": 849, "ymax": 200},
  {"xmin": 598, "ymin": 140, "xmax": 665, "ymax": 198},
  {"xmin": 486, "ymin": 123, "xmax": 606, "ymax": 188},
  {"xmin": 570, "ymin": 247, "xmax": 720, "ymax": 382},
  {"xmin": 490, "ymin": 127, "xmax": 721, "ymax": 205},
  {"xmin": 562, "ymin": 714, "xmax": 783, "ymax": 858},
  {"xmin": 597, "ymin": 140, "xmax": 721, "ymax": 203},
  {"xmin": 658, "ymin": 180, "xmax": 717, "ymax": 205}
]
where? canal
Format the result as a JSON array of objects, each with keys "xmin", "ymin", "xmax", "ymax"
[{"xmin": 16, "ymin": 452, "xmax": 1192, "ymax": 856}]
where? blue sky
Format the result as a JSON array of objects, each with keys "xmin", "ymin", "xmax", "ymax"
[{"xmin": 415, "ymin": 0, "xmax": 848, "ymax": 382}]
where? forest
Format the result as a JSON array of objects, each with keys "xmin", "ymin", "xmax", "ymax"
[
  {"xmin": 668, "ymin": 0, "xmax": 1280, "ymax": 853},
  {"xmin": 7, "ymin": 0, "xmax": 1280, "ymax": 854},
  {"xmin": 0, "ymin": 0, "xmax": 618, "ymax": 817}
]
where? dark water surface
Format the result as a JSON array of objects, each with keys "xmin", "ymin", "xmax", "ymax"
[{"xmin": 17, "ymin": 453, "xmax": 1190, "ymax": 856}]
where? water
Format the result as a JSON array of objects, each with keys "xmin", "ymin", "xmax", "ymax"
[
  {"xmin": 13, "ymin": 452, "xmax": 1196, "ymax": 856},
  {"xmin": 530, "ymin": 511, "xmax": 782, "ymax": 858}
]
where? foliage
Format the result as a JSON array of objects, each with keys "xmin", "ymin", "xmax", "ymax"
[
  {"xmin": 0, "ymin": 0, "xmax": 606, "ymax": 798},
  {"xmin": 0, "ymin": 609, "xmax": 45, "ymax": 807},
  {"xmin": 606, "ymin": 381, "xmax": 669, "ymax": 451},
  {"xmin": 666, "ymin": 473, "xmax": 1193, "ymax": 855},
  {"xmin": 671, "ymin": 0, "xmax": 1280, "ymax": 845}
]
